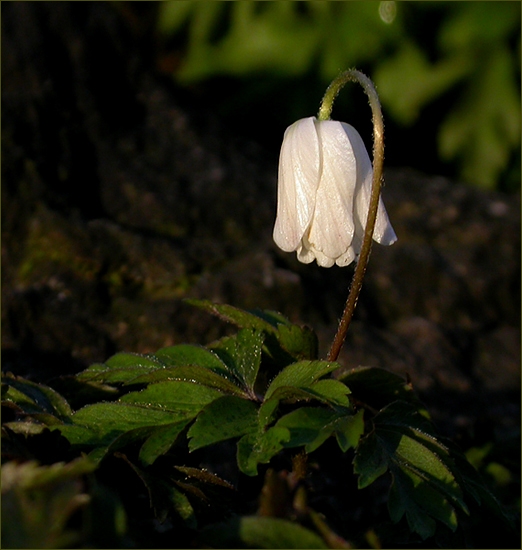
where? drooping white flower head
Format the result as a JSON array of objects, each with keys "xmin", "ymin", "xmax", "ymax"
[{"xmin": 273, "ymin": 116, "xmax": 397, "ymax": 267}]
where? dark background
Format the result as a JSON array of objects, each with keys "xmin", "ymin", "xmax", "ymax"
[{"xmin": 2, "ymin": 2, "xmax": 520, "ymax": 546}]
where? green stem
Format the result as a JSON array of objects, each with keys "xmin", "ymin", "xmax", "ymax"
[{"xmin": 320, "ymin": 70, "xmax": 385, "ymax": 363}]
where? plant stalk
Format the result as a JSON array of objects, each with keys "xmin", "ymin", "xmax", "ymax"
[{"xmin": 318, "ymin": 70, "xmax": 385, "ymax": 363}]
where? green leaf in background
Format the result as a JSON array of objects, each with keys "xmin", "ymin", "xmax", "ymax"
[
  {"xmin": 438, "ymin": 45, "xmax": 520, "ymax": 188},
  {"xmin": 157, "ymin": 1, "xmax": 520, "ymax": 189},
  {"xmin": 1, "ymin": 457, "xmax": 97, "ymax": 549},
  {"xmin": 199, "ymin": 515, "xmax": 329, "ymax": 549},
  {"xmin": 375, "ymin": 40, "xmax": 469, "ymax": 125},
  {"xmin": 187, "ymin": 395, "xmax": 259, "ymax": 451}
]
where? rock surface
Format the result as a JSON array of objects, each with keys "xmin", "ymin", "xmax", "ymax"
[{"xmin": 2, "ymin": 2, "xmax": 520, "ymax": 444}]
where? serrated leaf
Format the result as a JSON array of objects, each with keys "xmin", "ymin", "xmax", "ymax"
[
  {"xmin": 56, "ymin": 403, "xmax": 191, "ymax": 447},
  {"xmin": 237, "ymin": 427, "xmax": 291, "ymax": 476},
  {"xmin": 186, "ymin": 299, "xmax": 276, "ymax": 332},
  {"xmin": 56, "ymin": 382, "xmax": 222, "ymax": 448},
  {"xmin": 208, "ymin": 329, "xmax": 264, "ymax": 396},
  {"xmin": 77, "ymin": 352, "xmax": 164, "ymax": 383},
  {"xmin": 354, "ymin": 401, "xmax": 469, "ymax": 539},
  {"xmin": 275, "ymin": 323, "xmax": 318, "ymax": 360},
  {"xmin": 129, "ymin": 365, "xmax": 247, "ymax": 397},
  {"xmin": 264, "ymin": 361, "xmax": 340, "ymax": 400},
  {"xmin": 308, "ymin": 379, "xmax": 351, "ymax": 407},
  {"xmin": 354, "ymin": 432, "xmax": 389, "ymax": 488},
  {"xmin": 274, "ymin": 406, "xmax": 362, "ymax": 454},
  {"xmin": 338, "ymin": 366, "xmax": 425, "ymax": 412},
  {"xmin": 200, "ymin": 515, "xmax": 328, "ymax": 549},
  {"xmin": 332, "ymin": 409, "xmax": 365, "ymax": 452},
  {"xmin": 233, "ymin": 329, "xmax": 264, "ymax": 393},
  {"xmin": 188, "ymin": 299, "xmax": 318, "ymax": 361},
  {"xmin": 152, "ymin": 344, "xmax": 231, "ymax": 374},
  {"xmin": 275, "ymin": 407, "xmax": 339, "ymax": 452},
  {"xmin": 78, "ymin": 346, "xmax": 232, "ymax": 386},
  {"xmin": 388, "ymin": 465, "xmax": 460, "ymax": 539},
  {"xmin": 120, "ymin": 380, "xmax": 224, "ymax": 411},
  {"xmin": 174, "ymin": 466, "xmax": 236, "ymax": 490},
  {"xmin": 187, "ymin": 395, "xmax": 258, "ymax": 452}
]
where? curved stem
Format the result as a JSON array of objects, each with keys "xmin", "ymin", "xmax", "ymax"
[{"xmin": 320, "ymin": 70, "xmax": 385, "ymax": 362}]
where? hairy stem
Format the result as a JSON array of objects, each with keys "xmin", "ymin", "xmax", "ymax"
[{"xmin": 319, "ymin": 70, "xmax": 385, "ymax": 362}]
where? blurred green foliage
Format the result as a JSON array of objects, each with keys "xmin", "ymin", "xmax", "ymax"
[{"xmin": 156, "ymin": 1, "xmax": 520, "ymax": 191}]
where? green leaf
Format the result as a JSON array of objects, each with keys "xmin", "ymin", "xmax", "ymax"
[
  {"xmin": 56, "ymin": 382, "xmax": 222, "ymax": 448},
  {"xmin": 188, "ymin": 299, "xmax": 318, "ymax": 361},
  {"xmin": 77, "ymin": 352, "xmax": 164, "ymax": 384},
  {"xmin": 390, "ymin": 464, "xmax": 459, "ymax": 537},
  {"xmin": 331, "ymin": 409, "xmax": 365, "ymax": 453},
  {"xmin": 200, "ymin": 515, "xmax": 328, "ymax": 549},
  {"xmin": 120, "ymin": 380, "xmax": 224, "ymax": 410},
  {"xmin": 186, "ymin": 299, "xmax": 277, "ymax": 331},
  {"xmin": 208, "ymin": 329, "xmax": 264, "ymax": 396},
  {"xmin": 354, "ymin": 431, "xmax": 389, "ymax": 488},
  {"xmin": 152, "ymin": 344, "xmax": 231, "ymax": 373},
  {"xmin": 139, "ymin": 422, "xmax": 191, "ymax": 466},
  {"xmin": 338, "ymin": 366, "xmax": 425, "ymax": 412},
  {"xmin": 275, "ymin": 407, "xmax": 339, "ymax": 452},
  {"xmin": 264, "ymin": 361, "xmax": 341, "ymax": 400},
  {"xmin": 237, "ymin": 427, "xmax": 291, "ymax": 476},
  {"xmin": 56, "ymin": 403, "xmax": 189, "ymax": 447},
  {"xmin": 187, "ymin": 395, "xmax": 258, "ymax": 451},
  {"xmin": 129, "ymin": 366, "xmax": 247, "ymax": 397},
  {"xmin": 233, "ymin": 329, "xmax": 264, "ymax": 393},
  {"xmin": 275, "ymin": 323, "xmax": 318, "ymax": 361}
]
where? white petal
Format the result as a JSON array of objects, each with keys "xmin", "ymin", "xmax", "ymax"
[
  {"xmin": 342, "ymin": 123, "xmax": 398, "ymax": 247},
  {"xmin": 307, "ymin": 120, "xmax": 357, "ymax": 262},
  {"xmin": 335, "ymin": 246, "xmax": 356, "ymax": 267},
  {"xmin": 273, "ymin": 117, "xmax": 320, "ymax": 252}
]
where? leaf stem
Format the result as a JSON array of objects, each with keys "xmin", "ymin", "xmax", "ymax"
[{"xmin": 321, "ymin": 70, "xmax": 385, "ymax": 362}]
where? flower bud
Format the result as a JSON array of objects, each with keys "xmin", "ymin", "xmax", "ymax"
[{"xmin": 273, "ymin": 116, "xmax": 397, "ymax": 267}]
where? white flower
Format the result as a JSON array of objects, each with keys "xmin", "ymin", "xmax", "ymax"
[{"xmin": 273, "ymin": 116, "xmax": 397, "ymax": 268}]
